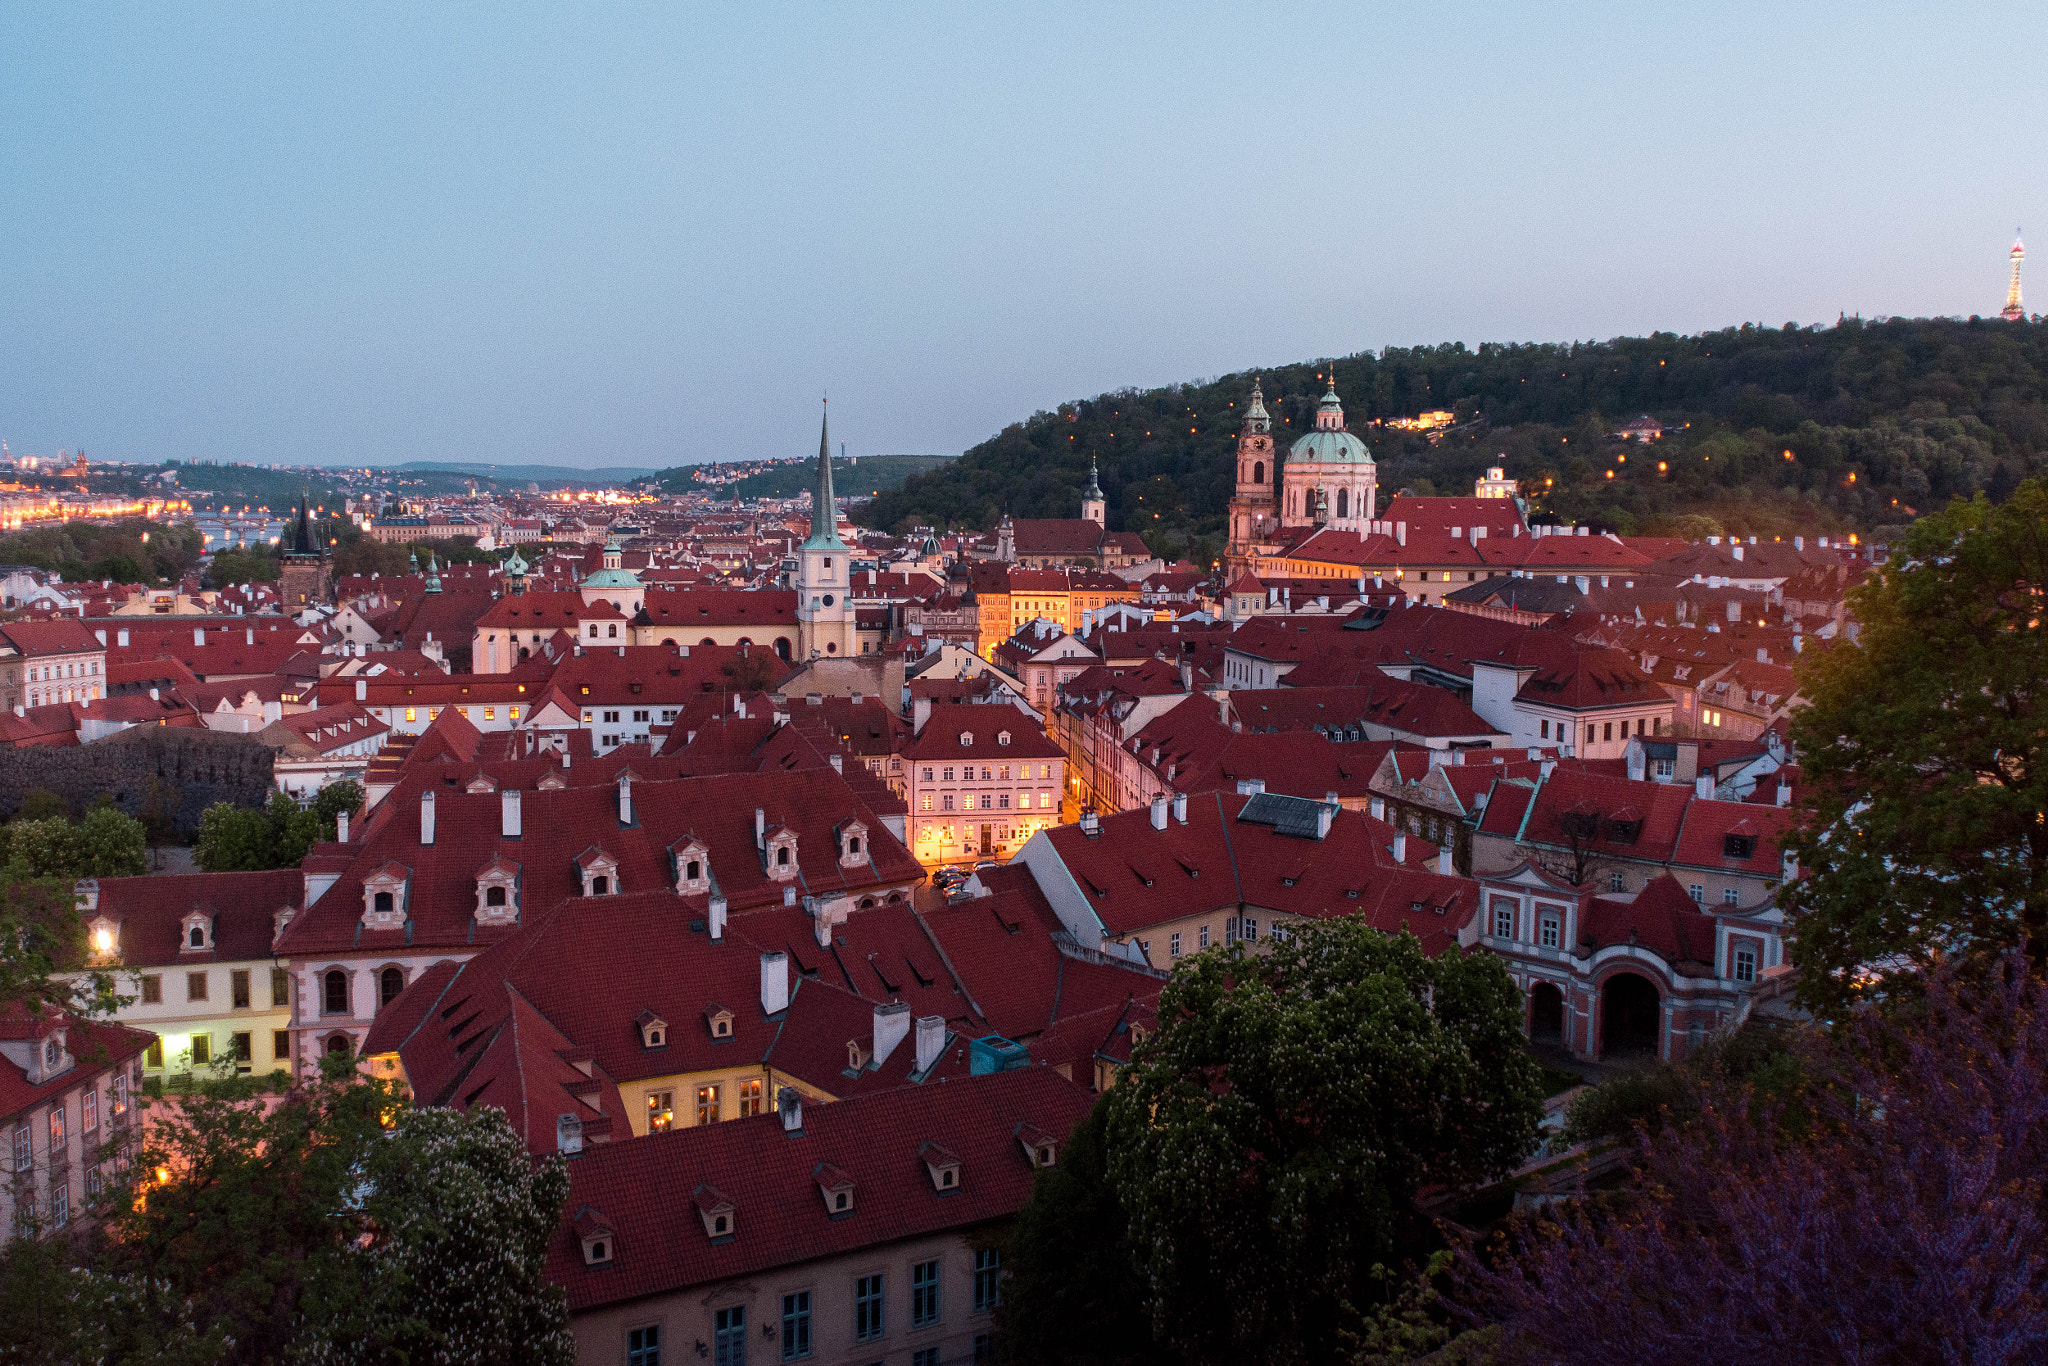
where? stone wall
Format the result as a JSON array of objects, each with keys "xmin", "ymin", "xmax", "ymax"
[{"xmin": 0, "ymin": 727, "xmax": 275, "ymax": 830}]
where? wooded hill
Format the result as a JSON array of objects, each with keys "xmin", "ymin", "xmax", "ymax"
[
  {"xmin": 856, "ymin": 316, "xmax": 2048, "ymax": 561},
  {"xmin": 658, "ymin": 453, "xmax": 951, "ymax": 500}
]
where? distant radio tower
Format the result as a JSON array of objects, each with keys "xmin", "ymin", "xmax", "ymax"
[{"xmin": 2002, "ymin": 231, "xmax": 2026, "ymax": 321}]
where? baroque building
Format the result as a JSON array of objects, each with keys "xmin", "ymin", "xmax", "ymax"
[{"xmin": 1224, "ymin": 374, "xmax": 1377, "ymax": 573}]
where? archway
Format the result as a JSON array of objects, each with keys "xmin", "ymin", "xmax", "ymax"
[
  {"xmin": 1600, "ymin": 973, "xmax": 1662, "ymax": 1059},
  {"xmin": 1336, "ymin": 487, "xmax": 1348, "ymax": 519},
  {"xmin": 775, "ymin": 637, "xmax": 792, "ymax": 661},
  {"xmin": 324, "ymin": 1034, "xmax": 353, "ymax": 1058},
  {"xmin": 1529, "ymin": 982, "xmax": 1565, "ymax": 1044},
  {"xmin": 1252, "ymin": 460, "xmax": 1264, "ymax": 486}
]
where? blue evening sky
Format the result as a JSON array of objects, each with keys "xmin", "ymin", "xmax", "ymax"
[{"xmin": 3, "ymin": 4, "xmax": 2042, "ymax": 470}]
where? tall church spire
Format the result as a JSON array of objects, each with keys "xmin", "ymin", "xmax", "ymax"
[{"xmin": 803, "ymin": 398, "xmax": 848, "ymax": 551}]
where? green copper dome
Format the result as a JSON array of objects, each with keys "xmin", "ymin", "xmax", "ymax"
[{"xmin": 1289, "ymin": 429, "xmax": 1375, "ymax": 464}]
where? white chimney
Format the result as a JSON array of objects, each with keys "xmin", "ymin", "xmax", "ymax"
[
  {"xmin": 784, "ymin": 884, "xmax": 797, "ymax": 908},
  {"xmin": 1695, "ymin": 775, "xmax": 1714, "ymax": 800},
  {"xmin": 502, "ymin": 788, "xmax": 521, "ymax": 838},
  {"xmin": 1732, "ymin": 544, "xmax": 1744, "ymax": 562},
  {"xmin": 337, "ymin": 810, "xmax": 349, "ymax": 843},
  {"xmin": 245, "ymin": 627, "xmax": 255, "ymax": 645},
  {"xmin": 420, "ymin": 788, "xmax": 436, "ymax": 845},
  {"xmin": 1172, "ymin": 791, "xmax": 1188, "ymax": 823},
  {"xmin": 828, "ymin": 753, "xmax": 842, "ymax": 774},
  {"xmin": 617, "ymin": 772, "xmax": 633, "ymax": 825},
  {"xmin": 1150, "ymin": 794, "xmax": 1168, "ymax": 830},
  {"xmin": 556, "ymin": 1114, "xmax": 583, "ymax": 1155},
  {"xmin": 1437, "ymin": 844, "xmax": 1453, "ymax": 876},
  {"xmin": 355, "ymin": 678, "xmax": 367, "ymax": 702},
  {"xmin": 709, "ymin": 894, "xmax": 727, "ymax": 942},
  {"xmin": 755, "ymin": 808, "xmax": 766, "ymax": 849},
  {"xmin": 1370, "ymin": 796, "xmax": 1385, "ymax": 822},
  {"xmin": 760, "ymin": 952, "xmax": 790, "ymax": 1015},
  {"xmin": 1775, "ymin": 782, "xmax": 1791, "ymax": 808},
  {"xmin": 194, "ymin": 626, "xmax": 206, "ymax": 647},
  {"xmin": 872, "ymin": 1001, "xmax": 911, "ymax": 1068},
  {"xmin": 778, "ymin": 1087, "xmax": 803, "ymax": 1133},
  {"xmin": 1392, "ymin": 833, "xmax": 1407, "ymax": 863},
  {"xmin": 915, "ymin": 1014, "xmax": 945, "ymax": 1074},
  {"xmin": 1316, "ymin": 803, "xmax": 1335, "ymax": 839},
  {"xmin": 117, "ymin": 628, "xmax": 128, "ymax": 647},
  {"xmin": 95, "ymin": 629, "xmax": 106, "ymax": 645},
  {"xmin": 1395, "ymin": 521, "xmax": 1407, "ymax": 546}
]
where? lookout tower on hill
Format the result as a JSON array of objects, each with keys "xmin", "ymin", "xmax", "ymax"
[{"xmin": 2003, "ymin": 233, "xmax": 2026, "ymax": 322}]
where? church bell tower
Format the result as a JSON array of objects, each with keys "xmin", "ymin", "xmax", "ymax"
[
  {"xmin": 796, "ymin": 400, "xmax": 856, "ymax": 659},
  {"xmin": 1224, "ymin": 377, "xmax": 1278, "ymax": 574}
]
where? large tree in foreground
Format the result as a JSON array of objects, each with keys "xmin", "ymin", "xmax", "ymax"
[
  {"xmin": 1455, "ymin": 957, "xmax": 2048, "ymax": 1364},
  {"xmin": 1101, "ymin": 923, "xmax": 1543, "ymax": 1366},
  {"xmin": 1786, "ymin": 477, "xmax": 2048, "ymax": 1014}
]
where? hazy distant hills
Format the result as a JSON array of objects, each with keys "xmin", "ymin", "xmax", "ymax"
[
  {"xmin": 656, "ymin": 453, "xmax": 953, "ymax": 500},
  {"xmin": 856, "ymin": 316, "xmax": 2048, "ymax": 558},
  {"xmin": 394, "ymin": 461, "xmax": 658, "ymax": 484}
]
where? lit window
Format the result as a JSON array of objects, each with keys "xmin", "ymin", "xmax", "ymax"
[
  {"xmin": 404, "ymin": 707, "xmax": 416, "ymax": 722},
  {"xmin": 647, "ymin": 1090, "xmax": 674, "ymax": 1132},
  {"xmin": 737, "ymin": 1079, "xmax": 764, "ymax": 1117},
  {"xmin": 920, "ymin": 794, "xmax": 933, "ymax": 811},
  {"xmin": 696, "ymin": 1085, "xmax": 720, "ymax": 1125}
]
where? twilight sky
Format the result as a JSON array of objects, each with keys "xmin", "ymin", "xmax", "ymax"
[{"xmin": 4, "ymin": 4, "xmax": 2044, "ymax": 470}]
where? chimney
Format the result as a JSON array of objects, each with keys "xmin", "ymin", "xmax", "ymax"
[
  {"xmin": 1370, "ymin": 796, "xmax": 1385, "ymax": 821},
  {"xmin": 1626, "ymin": 739, "xmax": 1645, "ymax": 782},
  {"xmin": 1540, "ymin": 759, "xmax": 1557, "ymax": 780},
  {"xmin": 1316, "ymin": 803, "xmax": 1335, "ymax": 839},
  {"xmin": 1695, "ymin": 774, "xmax": 1714, "ymax": 800},
  {"xmin": 1732, "ymin": 544, "xmax": 1745, "ymax": 562},
  {"xmin": 355, "ymin": 677, "xmax": 367, "ymax": 702},
  {"xmin": 1326, "ymin": 790, "xmax": 1340, "ymax": 804},
  {"xmin": 420, "ymin": 788, "xmax": 436, "ymax": 845},
  {"xmin": 1437, "ymin": 843, "xmax": 1454, "ymax": 876},
  {"xmin": 760, "ymin": 952, "xmax": 790, "ymax": 1014},
  {"xmin": 784, "ymin": 884, "xmax": 797, "ymax": 908},
  {"xmin": 1395, "ymin": 521, "xmax": 1406, "ymax": 547},
  {"xmin": 337, "ymin": 810, "xmax": 349, "ymax": 843},
  {"xmin": 502, "ymin": 788, "xmax": 521, "ymax": 838},
  {"xmin": 778, "ymin": 1087, "xmax": 804, "ymax": 1134},
  {"xmin": 1172, "ymin": 791, "xmax": 1187, "ymax": 823},
  {"xmin": 1793, "ymin": 536, "xmax": 1804, "ymax": 550},
  {"xmin": 1392, "ymin": 833, "xmax": 1407, "ymax": 863},
  {"xmin": 914, "ymin": 1014, "xmax": 945, "ymax": 1074},
  {"xmin": 556, "ymin": 1115, "xmax": 583, "ymax": 1155},
  {"xmin": 755, "ymin": 808, "xmax": 766, "ymax": 849},
  {"xmin": 245, "ymin": 627, "xmax": 255, "ymax": 645},
  {"xmin": 1235, "ymin": 777, "xmax": 1266, "ymax": 796},
  {"xmin": 95, "ymin": 629, "xmax": 106, "ymax": 646},
  {"xmin": 872, "ymin": 1001, "xmax": 911, "ymax": 1068},
  {"xmin": 194, "ymin": 626, "xmax": 206, "ymax": 647},
  {"xmin": 1574, "ymin": 576, "xmax": 1589, "ymax": 595},
  {"xmin": 1150, "ymin": 794, "xmax": 1168, "ymax": 830},
  {"xmin": 1775, "ymin": 782, "xmax": 1791, "ymax": 808},
  {"xmin": 117, "ymin": 628, "xmax": 128, "ymax": 647},
  {"xmin": 828, "ymin": 753, "xmax": 842, "ymax": 774},
  {"xmin": 617, "ymin": 771, "xmax": 633, "ymax": 825},
  {"xmin": 561, "ymin": 747, "xmax": 571, "ymax": 768},
  {"xmin": 709, "ymin": 894, "xmax": 728, "ymax": 941},
  {"xmin": 1079, "ymin": 810, "xmax": 1100, "ymax": 837}
]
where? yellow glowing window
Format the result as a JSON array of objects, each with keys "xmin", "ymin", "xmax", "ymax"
[
  {"xmin": 428, "ymin": 707, "xmax": 441, "ymax": 720},
  {"xmin": 483, "ymin": 707, "xmax": 495, "ymax": 721},
  {"xmin": 508, "ymin": 706, "xmax": 521, "ymax": 720},
  {"xmin": 404, "ymin": 707, "xmax": 416, "ymax": 723}
]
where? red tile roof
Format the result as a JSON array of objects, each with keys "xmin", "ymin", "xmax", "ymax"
[
  {"xmin": 545, "ymin": 1067, "xmax": 1093, "ymax": 1311},
  {"xmin": 88, "ymin": 869, "xmax": 302, "ymax": 966}
]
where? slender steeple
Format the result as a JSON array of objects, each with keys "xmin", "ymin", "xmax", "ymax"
[
  {"xmin": 1243, "ymin": 376, "xmax": 1271, "ymax": 435},
  {"xmin": 293, "ymin": 491, "xmax": 314, "ymax": 553},
  {"xmin": 803, "ymin": 398, "xmax": 849, "ymax": 551},
  {"xmin": 1083, "ymin": 454, "xmax": 1103, "ymax": 500},
  {"xmin": 2003, "ymin": 232, "xmax": 2026, "ymax": 322}
]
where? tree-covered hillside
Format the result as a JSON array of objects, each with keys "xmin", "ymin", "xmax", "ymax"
[
  {"xmin": 655, "ymin": 453, "xmax": 951, "ymax": 500},
  {"xmin": 857, "ymin": 316, "xmax": 2048, "ymax": 559}
]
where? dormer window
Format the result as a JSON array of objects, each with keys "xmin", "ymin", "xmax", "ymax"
[
  {"xmin": 920, "ymin": 1141, "xmax": 962, "ymax": 1193},
  {"xmin": 465, "ymin": 772, "xmax": 497, "ymax": 794},
  {"xmin": 181, "ymin": 911, "xmax": 214, "ymax": 952},
  {"xmin": 1724, "ymin": 833, "xmax": 1758, "ymax": 859},
  {"xmin": 997, "ymin": 731, "xmax": 1011, "ymax": 746},
  {"xmin": 814, "ymin": 1164, "xmax": 856, "ymax": 1216},
  {"xmin": 959, "ymin": 731, "xmax": 973, "ymax": 747},
  {"xmin": 693, "ymin": 1185, "xmax": 736, "ymax": 1241},
  {"xmin": 578, "ymin": 847, "xmax": 620, "ymax": 897},
  {"xmin": 474, "ymin": 856, "xmax": 521, "ymax": 926},
  {"xmin": 766, "ymin": 830, "xmax": 799, "ymax": 882},
  {"xmin": 361, "ymin": 863, "xmax": 411, "ymax": 929},
  {"xmin": 87, "ymin": 916, "xmax": 119, "ymax": 964},
  {"xmin": 837, "ymin": 820, "xmax": 869, "ymax": 868},
  {"xmin": 704, "ymin": 1005, "xmax": 734, "ymax": 1040},
  {"xmin": 1015, "ymin": 1122, "xmax": 1057, "ymax": 1168},
  {"xmin": 637, "ymin": 1011, "xmax": 668, "ymax": 1049},
  {"xmin": 575, "ymin": 1207, "xmax": 616, "ymax": 1264},
  {"xmin": 672, "ymin": 838, "xmax": 711, "ymax": 895}
]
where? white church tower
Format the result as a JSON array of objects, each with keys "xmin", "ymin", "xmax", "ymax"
[{"xmin": 796, "ymin": 401, "xmax": 856, "ymax": 659}]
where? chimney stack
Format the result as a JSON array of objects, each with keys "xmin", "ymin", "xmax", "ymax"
[
  {"xmin": 828, "ymin": 753, "xmax": 842, "ymax": 774},
  {"xmin": 1438, "ymin": 843, "xmax": 1454, "ymax": 875},
  {"xmin": 872, "ymin": 1001, "xmax": 911, "ymax": 1068},
  {"xmin": 420, "ymin": 789, "xmax": 435, "ymax": 845},
  {"xmin": 1776, "ymin": 782, "xmax": 1791, "ymax": 808},
  {"xmin": 778, "ymin": 1087, "xmax": 804, "ymax": 1134},
  {"xmin": 194, "ymin": 626, "xmax": 206, "ymax": 647},
  {"xmin": 1150, "ymin": 794, "xmax": 1168, "ymax": 830},
  {"xmin": 755, "ymin": 808, "xmax": 766, "ymax": 849},
  {"xmin": 709, "ymin": 894, "xmax": 727, "ymax": 942},
  {"xmin": 1392, "ymin": 833, "xmax": 1407, "ymax": 863},
  {"xmin": 915, "ymin": 1014, "xmax": 945, "ymax": 1074},
  {"xmin": 355, "ymin": 677, "xmax": 367, "ymax": 702},
  {"xmin": 760, "ymin": 952, "xmax": 789, "ymax": 1015},
  {"xmin": 502, "ymin": 787, "xmax": 521, "ymax": 838},
  {"xmin": 337, "ymin": 810, "xmax": 349, "ymax": 843},
  {"xmin": 1316, "ymin": 803, "xmax": 1335, "ymax": 839},
  {"xmin": 117, "ymin": 628, "xmax": 128, "ymax": 647},
  {"xmin": 617, "ymin": 771, "xmax": 633, "ymax": 825},
  {"xmin": 1172, "ymin": 791, "xmax": 1187, "ymax": 823},
  {"xmin": 1370, "ymin": 796, "xmax": 1385, "ymax": 822},
  {"xmin": 1695, "ymin": 774, "xmax": 1715, "ymax": 800}
]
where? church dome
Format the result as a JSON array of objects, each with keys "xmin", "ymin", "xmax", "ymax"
[{"xmin": 1288, "ymin": 427, "xmax": 1374, "ymax": 465}]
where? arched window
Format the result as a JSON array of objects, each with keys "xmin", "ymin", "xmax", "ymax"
[
  {"xmin": 188, "ymin": 926, "xmax": 204, "ymax": 948},
  {"xmin": 324, "ymin": 1034, "xmax": 353, "ymax": 1058},
  {"xmin": 373, "ymin": 891, "xmax": 394, "ymax": 915},
  {"xmin": 380, "ymin": 967, "xmax": 405, "ymax": 1006},
  {"xmin": 1337, "ymin": 488, "xmax": 1348, "ymax": 518},
  {"xmin": 1253, "ymin": 460, "xmax": 1264, "ymax": 485},
  {"xmin": 858, "ymin": 897, "xmax": 875, "ymax": 909},
  {"xmin": 776, "ymin": 847, "xmax": 791, "ymax": 867},
  {"xmin": 323, "ymin": 970, "xmax": 349, "ymax": 1015},
  {"xmin": 485, "ymin": 885, "xmax": 507, "ymax": 907}
]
